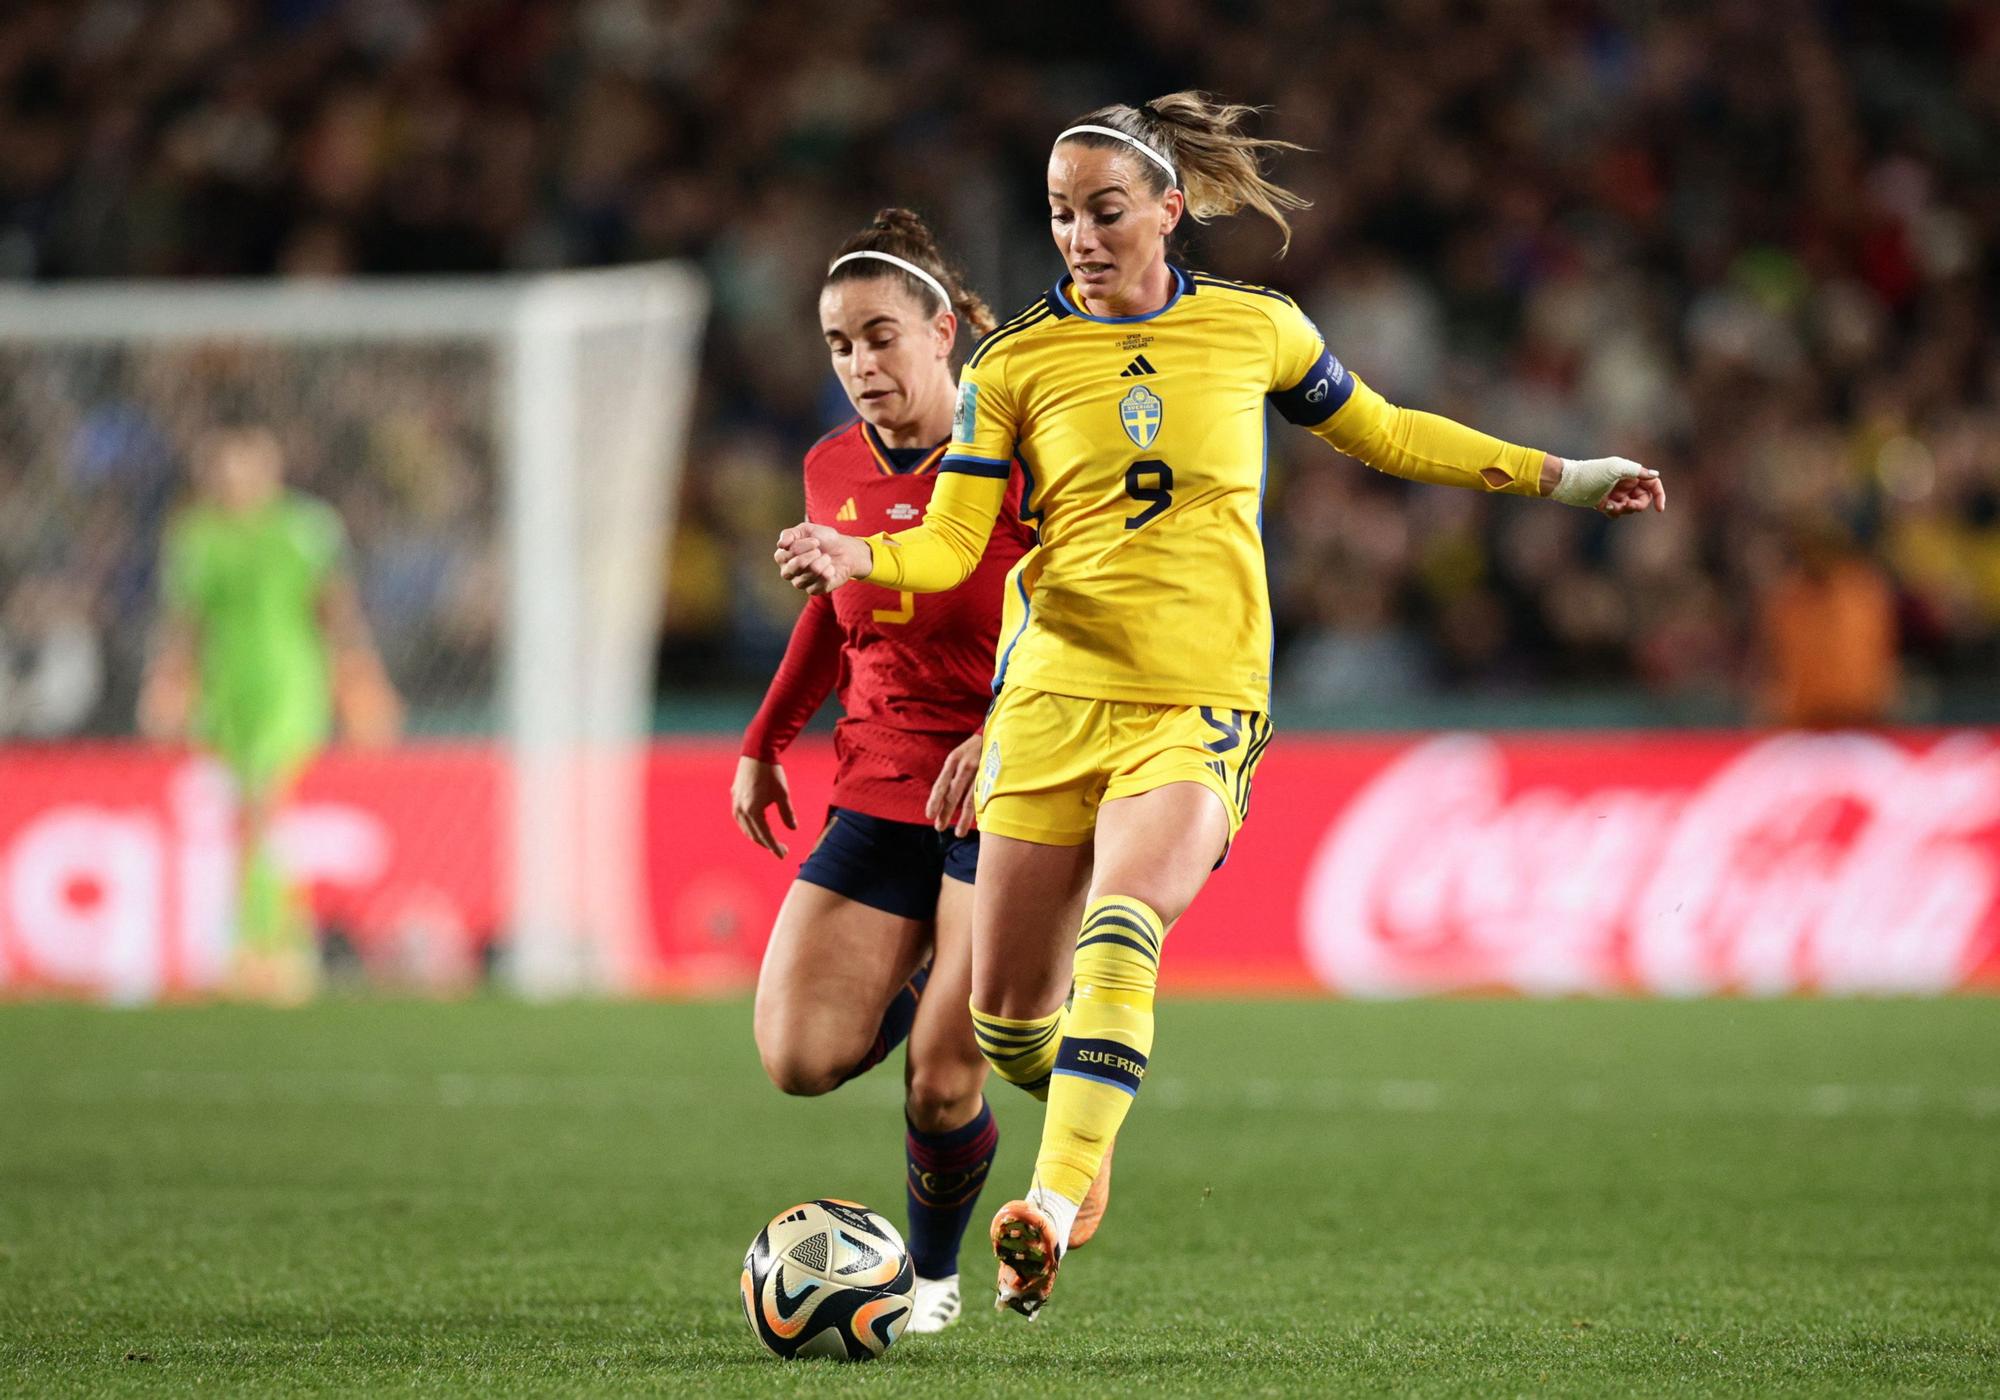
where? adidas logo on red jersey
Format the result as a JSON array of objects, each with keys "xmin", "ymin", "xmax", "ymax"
[{"xmin": 835, "ymin": 497, "xmax": 858, "ymax": 522}]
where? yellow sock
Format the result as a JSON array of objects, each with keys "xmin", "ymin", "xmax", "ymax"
[
  {"xmin": 1035, "ymin": 896, "xmax": 1165, "ymax": 1204},
  {"xmin": 970, "ymin": 1004, "xmax": 1066, "ymax": 1101}
]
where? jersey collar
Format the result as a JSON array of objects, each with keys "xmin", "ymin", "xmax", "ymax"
[
  {"xmin": 1046, "ymin": 264, "xmax": 1193, "ymax": 324},
  {"xmin": 861, "ymin": 420, "xmax": 948, "ymax": 476}
]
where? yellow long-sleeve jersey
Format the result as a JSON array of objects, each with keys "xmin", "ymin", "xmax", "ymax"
[{"xmin": 862, "ymin": 266, "xmax": 1549, "ymax": 712}]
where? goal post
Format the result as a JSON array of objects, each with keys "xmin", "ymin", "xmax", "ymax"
[
  {"xmin": 0, "ymin": 264, "xmax": 708, "ymax": 998},
  {"xmin": 504, "ymin": 266, "xmax": 708, "ymax": 997}
]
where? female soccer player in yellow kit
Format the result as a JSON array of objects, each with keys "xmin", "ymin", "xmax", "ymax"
[{"xmin": 777, "ymin": 93, "xmax": 1665, "ymax": 1317}]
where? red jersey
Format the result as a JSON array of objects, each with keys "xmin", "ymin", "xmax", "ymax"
[{"xmin": 742, "ymin": 420, "xmax": 1032, "ymax": 825}]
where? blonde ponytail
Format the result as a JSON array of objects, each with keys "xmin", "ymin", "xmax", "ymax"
[{"xmin": 1061, "ymin": 93, "xmax": 1310, "ymax": 254}]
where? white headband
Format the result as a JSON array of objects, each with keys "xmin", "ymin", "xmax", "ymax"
[
  {"xmin": 1055, "ymin": 124, "xmax": 1178, "ymax": 185},
  {"xmin": 827, "ymin": 251, "xmax": 953, "ymax": 314}
]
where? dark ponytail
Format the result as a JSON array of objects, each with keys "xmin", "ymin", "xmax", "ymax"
[
  {"xmin": 824, "ymin": 209, "xmax": 997, "ymax": 336},
  {"xmin": 1060, "ymin": 92, "xmax": 1310, "ymax": 254}
]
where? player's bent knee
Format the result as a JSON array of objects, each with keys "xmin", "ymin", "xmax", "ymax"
[
  {"xmin": 758, "ymin": 1044, "xmax": 845, "ymax": 1098},
  {"xmin": 1088, "ymin": 876, "xmax": 1197, "ymax": 931},
  {"xmin": 754, "ymin": 1015, "xmax": 855, "ymax": 1097},
  {"xmin": 908, "ymin": 1036, "xmax": 986, "ymax": 1099},
  {"xmin": 904, "ymin": 1065, "xmax": 983, "ymax": 1133},
  {"xmin": 969, "ymin": 966, "xmax": 1069, "ymax": 1021}
]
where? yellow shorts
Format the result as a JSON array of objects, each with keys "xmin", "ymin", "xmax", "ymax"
[{"xmin": 973, "ymin": 684, "xmax": 1272, "ymax": 847}]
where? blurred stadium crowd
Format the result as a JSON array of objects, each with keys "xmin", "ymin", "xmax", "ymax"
[
  {"xmin": 0, "ymin": 341, "xmax": 499, "ymax": 735},
  {"xmin": 0, "ymin": 0, "xmax": 1996, "ymax": 731}
]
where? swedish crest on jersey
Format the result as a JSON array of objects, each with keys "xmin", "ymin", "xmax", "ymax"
[{"xmin": 1118, "ymin": 385, "xmax": 1162, "ymax": 449}]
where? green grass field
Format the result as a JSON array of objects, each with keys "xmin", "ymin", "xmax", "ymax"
[{"xmin": 3, "ymin": 998, "xmax": 1997, "ymax": 1397}]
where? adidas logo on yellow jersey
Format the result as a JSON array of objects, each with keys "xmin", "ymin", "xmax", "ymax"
[{"xmin": 835, "ymin": 497, "xmax": 858, "ymax": 522}]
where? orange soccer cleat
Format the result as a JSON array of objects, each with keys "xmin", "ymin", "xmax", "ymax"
[
  {"xmin": 989, "ymin": 1199, "xmax": 1061, "ymax": 1319},
  {"xmin": 1067, "ymin": 1141, "xmax": 1114, "ymax": 1250}
]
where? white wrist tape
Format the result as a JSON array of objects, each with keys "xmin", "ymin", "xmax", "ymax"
[{"xmin": 1553, "ymin": 455, "xmax": 1654, "ymax": 508}]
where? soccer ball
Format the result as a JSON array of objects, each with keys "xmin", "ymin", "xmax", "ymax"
[{"xmin": 740, "ymin": 1199, "xmax": 915, "ymax": 1360}]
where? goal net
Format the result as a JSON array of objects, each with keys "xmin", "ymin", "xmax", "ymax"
[{"xmin": 0, "ymin": 266, "xmax": 706, "ymax": 1000}]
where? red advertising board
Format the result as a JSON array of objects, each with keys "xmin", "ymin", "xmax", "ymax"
[
  {"xmin": 0, "ymin": 746, "xmax": 501, "ymax": 1000},
  {"xmin": 645, "ymin": 731, "xmax": 2000, "ymax": 997},
  {"xmin": 1233, "ymin": 730, "xmax": 2000, "ymax": 996},
  {"xmin": 4, "ymin": 732, "xmax": 1999, "ymax": 1000}
]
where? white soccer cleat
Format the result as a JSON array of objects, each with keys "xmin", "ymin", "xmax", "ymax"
[{"xmin": 904, "ymin": 1274, "xmax": 961, "ymax": 1334}]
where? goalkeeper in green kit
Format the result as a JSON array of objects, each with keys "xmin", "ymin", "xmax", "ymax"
[{"xmin": 140, "ymin": 421, "xmax": 401, "ymax": 1002}]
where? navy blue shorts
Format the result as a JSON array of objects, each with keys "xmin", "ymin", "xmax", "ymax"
[{"xmin": 796, "ymin": 806, "xmax": 979, "ymax": 922}]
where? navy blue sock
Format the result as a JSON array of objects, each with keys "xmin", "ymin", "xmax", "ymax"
[
  {"xmin": 840, "ymin": 962, "xmax": 929, "ymax": 1085},
  {"xmin": 904, "ymin": 1097, "xmax": 998, "ymax": 1280}
]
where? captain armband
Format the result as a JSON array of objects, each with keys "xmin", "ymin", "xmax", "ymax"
[{"xmin": 1268, "ymin": 346, "xmax": 1356, "ymax": 427}]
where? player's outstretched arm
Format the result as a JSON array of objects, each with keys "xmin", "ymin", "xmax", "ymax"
[
  {"xmin": 776, "ymin": 523, "xmax": 871, "ymax": 595},
  {"xmin": 1314, "ymin": 372, "xmax": 1662, "ymax": 517},
  {"xmin": 776, "ymin": 470, "xmax": 1008, "ymax": 595}
]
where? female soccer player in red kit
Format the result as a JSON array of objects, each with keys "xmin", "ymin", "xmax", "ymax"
[{"xmin": 731, "ymin": 210, "xmax": 1038, "ymax": 1333}]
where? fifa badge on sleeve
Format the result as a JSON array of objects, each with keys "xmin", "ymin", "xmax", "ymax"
[{"xmin": 954, "ymin": 381, "xmax": 978, "ymax": 443}]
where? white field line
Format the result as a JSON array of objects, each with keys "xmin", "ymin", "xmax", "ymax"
[{"xmin": 12, "ymin": 1068, "xmax": 2000, "ymax": 1120}]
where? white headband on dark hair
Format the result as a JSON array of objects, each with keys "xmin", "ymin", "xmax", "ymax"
[
  {"xmin": 1055, "ymin": 123, "xmax": 1178, "ymax": 185},
  {"xmin": 827, "ymin": 251, "xmax": 952, "ymax": 312}
]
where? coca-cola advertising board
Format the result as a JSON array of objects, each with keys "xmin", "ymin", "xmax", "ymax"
[
  {"xmin": 4, "ymin": 732, "xmax": 1998, "ymax": 1000},
  {"xmin": 1282, "ymin": 731, "xmax": 2000, "ymax": 996}
]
